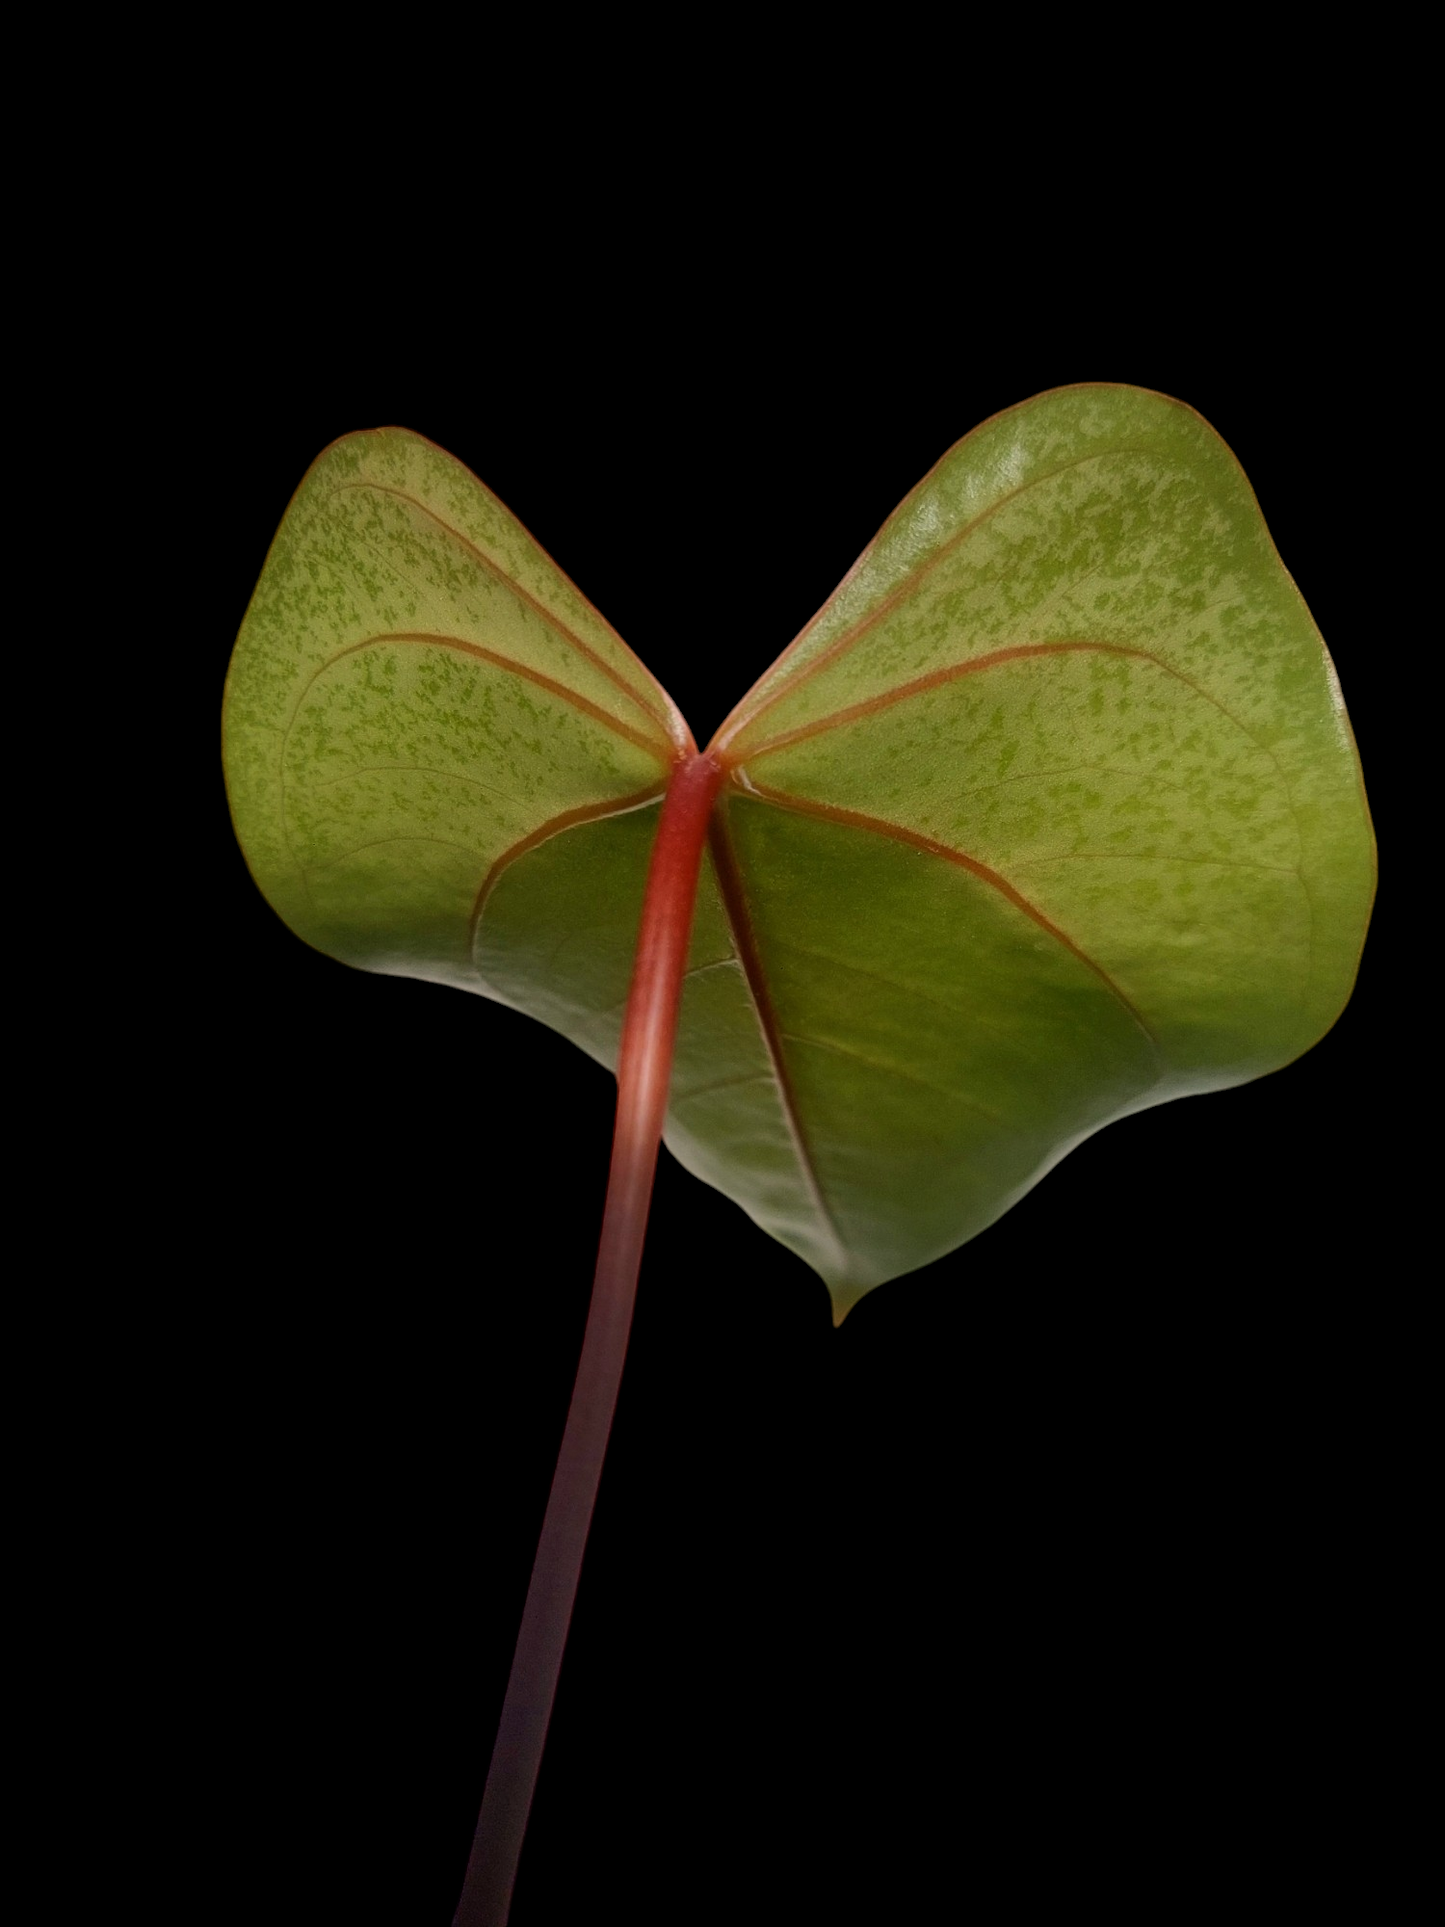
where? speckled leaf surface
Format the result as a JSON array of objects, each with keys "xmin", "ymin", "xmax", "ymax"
[
  {"xmin": 222, "ymin": 429, "xmax": 680, "ymax": 994},
  {"xmin": 224, "ymin": 390, "xmax": 1373, "ymax": 1322}
]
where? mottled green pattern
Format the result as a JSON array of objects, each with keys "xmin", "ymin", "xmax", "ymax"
[
  {"xmin": 224, "ymin": 392, "xmax": 1373, "ymax": 1322},
  {"xmin": 751, "ymin": 649, "xmax": 1309, "ymax": 1080},
  {"xmin": 701, "ymin": 389, "xmax": 1372, "ymax": 1310},
  {"xmin": 224, "ymin": 428, "xmax": 673, "ymax": 990}
]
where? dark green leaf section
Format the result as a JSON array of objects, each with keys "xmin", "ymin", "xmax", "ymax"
[
  {"xmin": 467, "ymin": 776, "xmax": 1171, "ymax": 1318},
  {"xmin": 472, "ymin": 805, "xmax": 657, "ymax": 1067},
  {"xmin": 720, "ymin": 796, "xmax": 1159, "ymax": 1313}
]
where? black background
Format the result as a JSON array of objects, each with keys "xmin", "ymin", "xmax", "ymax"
[{"xmin": 191, "ymin": 278, "xmax": 1398, "ymax": 1923}]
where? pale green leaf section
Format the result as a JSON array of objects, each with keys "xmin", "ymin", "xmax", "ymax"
[
  {"xmin": 223, "ymin": 428, "xmax": 674, "ymax": 988},
  {"xmin": 748, "ymin": 650, "xmax": 1310, "ymax": 1080}
]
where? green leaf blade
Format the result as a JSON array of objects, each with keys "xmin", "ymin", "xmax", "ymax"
[{"xmin": 224, "ymin": 390, "xmax": 1373, "ymax": 1326}]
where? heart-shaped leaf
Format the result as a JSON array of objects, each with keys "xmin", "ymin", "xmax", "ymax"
[{"xmin": 224, "ymin": 387, "xmax": 1373, "ymax": 1322}]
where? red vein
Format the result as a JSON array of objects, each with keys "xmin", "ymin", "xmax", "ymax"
[
  {"xmin": 744, "ymin": 781, "xmax": 1159, "ymax": 1054},
  {"xmin": 707, "ymin": 800, "xmax": 848, "ymax": 1275},
  {"xmin": 468, "ymin": 783, "xmax": 666, "ymax": 960},
  {"xmin": 332, "ymin": 478, "xmax": 681, "ymax": 746},
  {"xmin": 713, "ymin": 444, "xmax": 1146, "ymax": 753},
  {"xmin": 741, "ymin": 641, "xmax": 1160, "ymax": 761},
  {"xmin": 294, "ymin": 631, "xmax": 668, "ymax": 760}
]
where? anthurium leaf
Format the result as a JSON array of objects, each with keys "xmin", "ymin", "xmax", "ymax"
[{"xmin": 224, "ymin": 389, "xmax": 1373, "ymax": 1323}]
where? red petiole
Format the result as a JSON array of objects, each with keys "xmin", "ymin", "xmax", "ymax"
[{"xmin": 452, "ymin": 748, "xmax": 725, "ymax": 1927}]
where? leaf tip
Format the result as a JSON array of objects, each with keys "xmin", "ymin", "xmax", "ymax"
[{"xmin": 829, "ymin": 1282, "xmax": 870, "ymax": 1328}]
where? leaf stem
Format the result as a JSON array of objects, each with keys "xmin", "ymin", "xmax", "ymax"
[{"xmin": 452, "ymin": 750, "xmax": 725, "ymax": 1927}]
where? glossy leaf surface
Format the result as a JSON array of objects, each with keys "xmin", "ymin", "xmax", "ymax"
[{"xmin": 224, "ymin": 387, "xmax": 1373, "ymax": 1320}]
